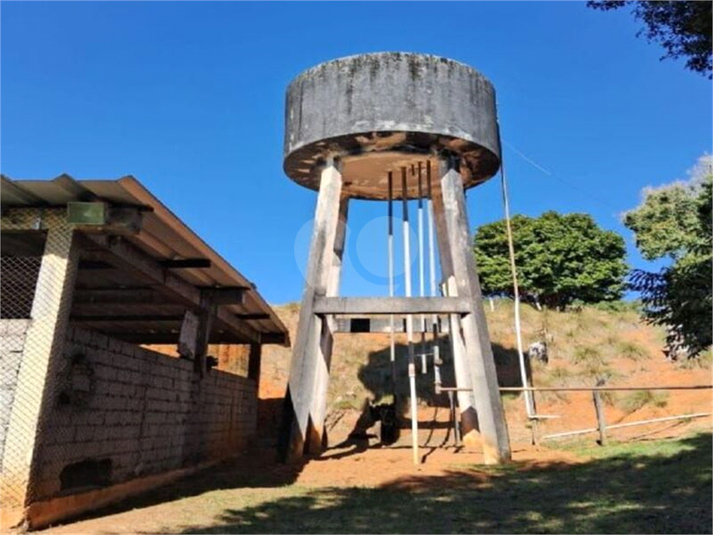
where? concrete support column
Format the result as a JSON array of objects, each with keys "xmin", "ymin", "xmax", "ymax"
[
  {"xmin": 0, "ymin": 212, "xmax": 78, "ymax": 519},
  {"xmin": 432, "ymin": 185, "xmax": 479, "ymax": 448},
  {"xmin": 435, "ymin": 157, "xmax": 511, "ymax": 464},
  {"xmin": 307, "ymin": 196, "xmax": 348, "ymax": 454},
  {"xmin": 278, "ymin": 160, "xmax": 345, "ymax": 462}
]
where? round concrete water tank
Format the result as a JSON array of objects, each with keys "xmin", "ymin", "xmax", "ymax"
[{"xmin": 283, "ymin": 52, "xmax": 501, "ymax": 200}]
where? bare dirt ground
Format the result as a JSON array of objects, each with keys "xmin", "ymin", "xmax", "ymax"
[
  {"xmin": 29, "ymin": 304, "xmax": 713, "ymax": 534},
  {"xmin": 33, "ymin": 410, "xmax": 710, "ymax": 535}
]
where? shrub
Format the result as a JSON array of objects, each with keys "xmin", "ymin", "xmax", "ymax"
[
  {"xmin": 619, "ymin": 390, "xmax": 669, "ymax": 414},
  {"xmin": 616, "ymin": 340, "xmax": 649, "ymax": 361},
  {"xmin": 572, "ymin": 346, "xmax": 605, "ymax": 365},
  {"xmin": 592, "ymin": 300, "xmax": 642, "ymax": 313}
]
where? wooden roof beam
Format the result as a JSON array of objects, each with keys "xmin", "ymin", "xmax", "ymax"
[
  {"xmin": 160, "ymin": 258, "xmax": 211, "ymax": 269},
  {"xmin": 73, "ymin": 287, "xmax": 167, "ymax": 305},
  {"xmin": 80, "ymin": 234, "xmax": 262, "ymax": 343},
  {"xmin": 71, "ymin": 314, "xmax": 184, "ymax": 322}
]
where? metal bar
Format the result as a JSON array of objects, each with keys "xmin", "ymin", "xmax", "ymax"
[
  {"xmin": 542, "ymin": 413, "xmax": 712, "ymax": 440},
  {"xmin": 402, "ymin": 166, "xmax": 419, "ymax": 466},
  {"xmin": 498, "ymin": 162, "xmax": 535, "ymax": 417},
  {"xmin": 387, "ymin": 171, "xmax": 397, "ymax": 396},
  {"xmin": 439, "ymin": 385, "xmax": 713, "ymax": 392},
  {"xmin": 426, "ymin": 161, "xmax": 441, "ymax": 387},
  {"xmin": 417, "ymin": 162, "xmax": 427, "ymax": 374}
]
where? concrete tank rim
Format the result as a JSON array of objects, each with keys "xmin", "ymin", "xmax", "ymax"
[
  {"xmin": 285, "ymin": 51, "xmax": 496, "ymax": 90},
  {"xmin": 283, "ymin": 51, "xmax": 502, "ymax": 199}
]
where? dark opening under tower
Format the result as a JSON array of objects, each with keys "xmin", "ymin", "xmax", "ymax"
[{"xmin": 278, "ymin": 52, "xmax": 511, "ymax": 465}]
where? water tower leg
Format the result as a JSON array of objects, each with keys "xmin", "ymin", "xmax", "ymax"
[
  {"xmin": 307, "ymin": 197, "xmax": 348, "ymax": 454},
  {"xmin": 278, "ymin": 161, "xmax": 345, "ymax": 462},
  {"xmin": 431, "ymin": 169, "xmax": 479, "ymax": 448},
  {"xmin": 443, "ymin": 278, "xmax": 480, "ymax": 447},
  {"xmin": 434, "ymin": 156, "xmax": 512, "ymax": 464}
]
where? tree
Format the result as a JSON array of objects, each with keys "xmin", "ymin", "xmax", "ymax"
[
  {"xmin": 587, "ymin": 1, "xmax": 713, "ymax": 77},
  {"xmin": 474, "ymin": 212, "xmax": 628, "ymax": 310},
  {"xmin": 624, "ymin": 155, "xmax": 712, "ymax": 358}
]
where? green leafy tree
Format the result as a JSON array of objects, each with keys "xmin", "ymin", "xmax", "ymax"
[
  {"xmin": 474, "ymin": 212, "xmax": 628, "ymax": 310},
  {"xmin": 587, "ymin": 1, "xmax": 712, "ymax": 77},
  {"xmin": 624, "ymin": 155, "xmax": 712, "ymax": 358}
]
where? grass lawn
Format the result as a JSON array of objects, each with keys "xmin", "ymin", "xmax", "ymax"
[{"xmin": 171, "ymin": 432, "xmax": 711, "ymax": 534}]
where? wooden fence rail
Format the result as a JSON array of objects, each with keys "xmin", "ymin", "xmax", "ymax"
[
  {"xmin": 438, "ymin": 385, "xmax": 713, "ymax": 393},
  {"xmin": 437, "ymin": 383, "xmax": 712, "ymax": 446},
  {"xmin": 541, "ymin": 412, "xmax": 712, "ymax": 441}
]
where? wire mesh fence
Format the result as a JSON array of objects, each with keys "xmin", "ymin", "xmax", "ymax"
[
  {"xmin": 1, "ymin": 254, "xmax": 45, "ymax": 512},
  {"xmin": 0, "ymin": 256, "xmax": 43, "ymax": 319},
  {"xmin": 1, "ymin": 215, "xmax": 78, "ymax": 513}
]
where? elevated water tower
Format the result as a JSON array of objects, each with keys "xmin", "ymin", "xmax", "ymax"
[{"xmin": 279, "ymin": 52, "xmax": 511, "ymax": 465}]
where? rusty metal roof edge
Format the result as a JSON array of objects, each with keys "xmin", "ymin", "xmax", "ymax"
[
  {"xmin": 2, "ymin": 174, "xmax": 289, "ymax": 342},
  {"xmin": 116, "ymin": 176, "xmax": 289, "ymax": 341}
]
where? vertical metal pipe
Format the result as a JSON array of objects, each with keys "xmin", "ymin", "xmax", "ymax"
[
  {"xmin": 499, "ymin": 162, "xmax": 535, "ymax": 417},
  {"xmin": 387, "ymin": 172, "xmax": 397, "ymax": 398},
  {"xmin": 417, "ymin": 162, "xmax": 427, "ymax": 374},
  {"xmin": 402, "ymin": 167, "xmax": 419, "ymax": 466},
  {"xmin": 426, "ymin": 161, "xmax": 441, "ymax": 389}
]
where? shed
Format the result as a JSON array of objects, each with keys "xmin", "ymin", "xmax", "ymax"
[{"xmin": 0, "ymin": 174, "xmax": 288, "ymax": 530}]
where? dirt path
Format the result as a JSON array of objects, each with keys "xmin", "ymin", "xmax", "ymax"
[
  {"xmin": 35, "ymin": 439, "xmax": 580, "ymax": 535},
  {"xmin": 28, "ymin": 304, "xmax": 713, "ymax": 534},
  {"xmin": 33, "ymin": 408, "xmax": 710, "ymax": 535}
]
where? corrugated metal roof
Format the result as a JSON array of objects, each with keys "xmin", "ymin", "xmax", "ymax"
[{"xmin": 1, "ymin": 174, "xmax": 289, "ymax": 345}]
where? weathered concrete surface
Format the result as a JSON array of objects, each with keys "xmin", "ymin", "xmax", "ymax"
[
  {"xmin": 0, "ymin": 320, "xmax": 30, "ymax": 472},
  {"xmin": 284, "ymin": 52, "xmax": 501, "ymax": 199}
]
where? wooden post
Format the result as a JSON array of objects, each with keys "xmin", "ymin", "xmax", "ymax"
[
  {"xmin": 592, "ymin": 383, "xmax": 608, "ymax": 446},
  {"xmin": 278, "ymin": 160, "xmax": 345, "ymax": 462},
  {"xmin": 248, "ymin": 343, "xmax": 262, "ymax": 389},
  {"xmin": 433, "ymin": 156, "xmax": 512, "ymax": 464},
  {"xmin": 178, "ymin": 311, "xmax": 200, "ymax": 360},
  {"xmin": 193, "ymin": 290, "xmax": 216, "ymax": 376},
  {"xmin": 530, "ymin": 419, "xmax": 540, "ymax": 446}
]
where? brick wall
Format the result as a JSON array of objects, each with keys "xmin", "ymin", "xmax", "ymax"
[
  {"xmin": 0, "ymin": 320, "xmax": 31, "ymax": 470},
  {"xmin": 30, "ymin": 326, "xmax": 257, "ymax": 502}
]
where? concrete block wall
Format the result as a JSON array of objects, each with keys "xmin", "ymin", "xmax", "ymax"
[
  {"xmin": 30, "ymin": 326, "xmax": 257, "ymax": 502},
  {"xmin": 0, "ymin": 320, "xmax": 31, "ymax": 470}
]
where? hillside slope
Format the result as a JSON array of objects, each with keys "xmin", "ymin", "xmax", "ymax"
[{"xmin": 258, "ymin": 301, "xmax": 711, "ymax": 446}]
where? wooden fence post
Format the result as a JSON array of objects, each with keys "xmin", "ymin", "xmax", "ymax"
[
  {"xmin": 592, "ymin": 380, "xmax": 608, "ymax": 446},
  {"xmin": 530, "ymin": 418, "xmax": 540, "ymax": 446}
]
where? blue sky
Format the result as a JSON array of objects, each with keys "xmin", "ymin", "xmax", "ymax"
[{"xmin": 2, "ymin": 1, "xmax": 711, "ymax": 304}]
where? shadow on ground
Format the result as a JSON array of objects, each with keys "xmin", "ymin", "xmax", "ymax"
[
  {"xmin": 358, "ymin": 338, "xmax": 522, "ymax": 414},
  {"xmin": 168, "ymin": 433, "xmax": 712, "ymax": 534}
]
